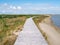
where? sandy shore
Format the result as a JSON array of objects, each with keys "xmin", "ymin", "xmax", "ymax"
[{"xmin": 39, "ymin": 23, "xmax": 60, "ymax": 45}]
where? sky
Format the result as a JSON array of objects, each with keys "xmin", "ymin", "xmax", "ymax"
[{"xmin": 0, "ymin": 0, "xmax": 60, "ymax": 14}]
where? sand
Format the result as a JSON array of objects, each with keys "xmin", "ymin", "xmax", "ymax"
[{"xmin": 39, "ymin": 23, "xmax": 60, "ymax": 45}]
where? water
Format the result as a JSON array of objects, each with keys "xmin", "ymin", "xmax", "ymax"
[
  {"xmin": 51, "ymin": 15, "xmax": 60, "ymax": 27},
  {"xmin": 14, "ymin": 18, "xmax": 48, "ymax": 45}
]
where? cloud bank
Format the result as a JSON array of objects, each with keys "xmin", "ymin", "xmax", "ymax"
[{"xmin": 0, "ymin": 3, "xmax": 60, "ymax": 14}]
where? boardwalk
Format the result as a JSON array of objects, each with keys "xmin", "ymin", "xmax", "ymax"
[{"xmin": 14, "ymin": 18, "xmax": 48, "ymax": 45}]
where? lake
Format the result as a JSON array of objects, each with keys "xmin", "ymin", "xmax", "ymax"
[{"xmin": 51, "ymin": 15, "xmax": 60, "ymax": 27}]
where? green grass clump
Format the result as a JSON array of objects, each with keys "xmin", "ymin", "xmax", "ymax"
[
  {"xmin": 0, "ymin": 14, "xmax": 49, "ymax": 45},
  {"xmin": 33, "ymin": 15, "xmax": 49, "ymax": 25},
  {"xmin": 0, "ymin": 15, "xmax": 27, "ymax": 45},
  {"xmin": 0, "ymin": 14, "xmax": 37, "ymax": 45}
]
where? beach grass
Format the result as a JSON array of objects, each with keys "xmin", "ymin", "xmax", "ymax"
[
  {"xmin": 33, "ymin": 15, "xmax": 49, "ymax": 40},
  {"xmin": 0, "ymin": 14, "xmax": 49, "ymax": 45},
  {"xmin": 0, "ymin": 15, "xmax": 35, "ymax": 45}
]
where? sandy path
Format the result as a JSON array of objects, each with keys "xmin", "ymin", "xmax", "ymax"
[
  {"xmin": 39, "ymin": 23, "xmax": 60, "ymax": 45},
  {"xmin": 14, "ymin": 18, "xmax": 48, "ymax": 45}
]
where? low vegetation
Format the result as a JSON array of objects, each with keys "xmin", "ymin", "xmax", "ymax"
[
  {"xmin": 33, "ymin": 15, "xmax": 49, "ymax": 24},
  {"xmin": 0, "ymin": 14, "xmax": 49, "ymax": 45},
  {"xmin": 0, "ymin": 15, "xmax": 35, "ymax": 45},
  {"xmin": 33, "ymin": 15, "xmax": 49, "ymax": 41}
]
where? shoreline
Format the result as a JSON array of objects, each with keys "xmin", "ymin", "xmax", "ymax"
[{"xmin": 38, "ymin": 15, "xmax": 60, "ymax": 45}]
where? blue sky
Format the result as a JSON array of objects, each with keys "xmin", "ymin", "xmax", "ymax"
[{"xmin": 0, "ymin": 0, "xmax": 60, "ymax": 14}]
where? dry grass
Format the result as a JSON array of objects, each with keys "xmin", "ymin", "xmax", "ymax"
[
  {"xmin": 33, "ymin": 15, "xmax": 49, "ymax": 41},
  {"xmin": 0, "ymin": 15, "xmax": 49, "ymax": 45},
  {"xmin": 0, "ymin": 15, "xmax": 33, "ymax": 45}
]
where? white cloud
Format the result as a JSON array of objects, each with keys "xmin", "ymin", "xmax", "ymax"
[
  {"xmin": 10, "ymin": 6, "xmax": 17, "ymax": 10},
  {"xmin": 1, "ymin": 10, "xmax": 6, "ymax": 13},
  {"xmin": 17, "ymin": 6, "xmax": 22, "ymax": 10},
  {"xmin": 12, "ymin": 6, "xmax": 17, "ymax": 9},
  {"xmin": 0, "ymin": 3, "xmax": 60, "ymax": 14},
  {"xmin": 4, "ymin": 3, "xmax": 8, "ymax": 6},
  {"xmin": 30, "ymin": 6, "xmax": 60, "ymax": 11},
  {"xmin": 9, "ymin": 6, "xmax": 22, "ymax": 10}
]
